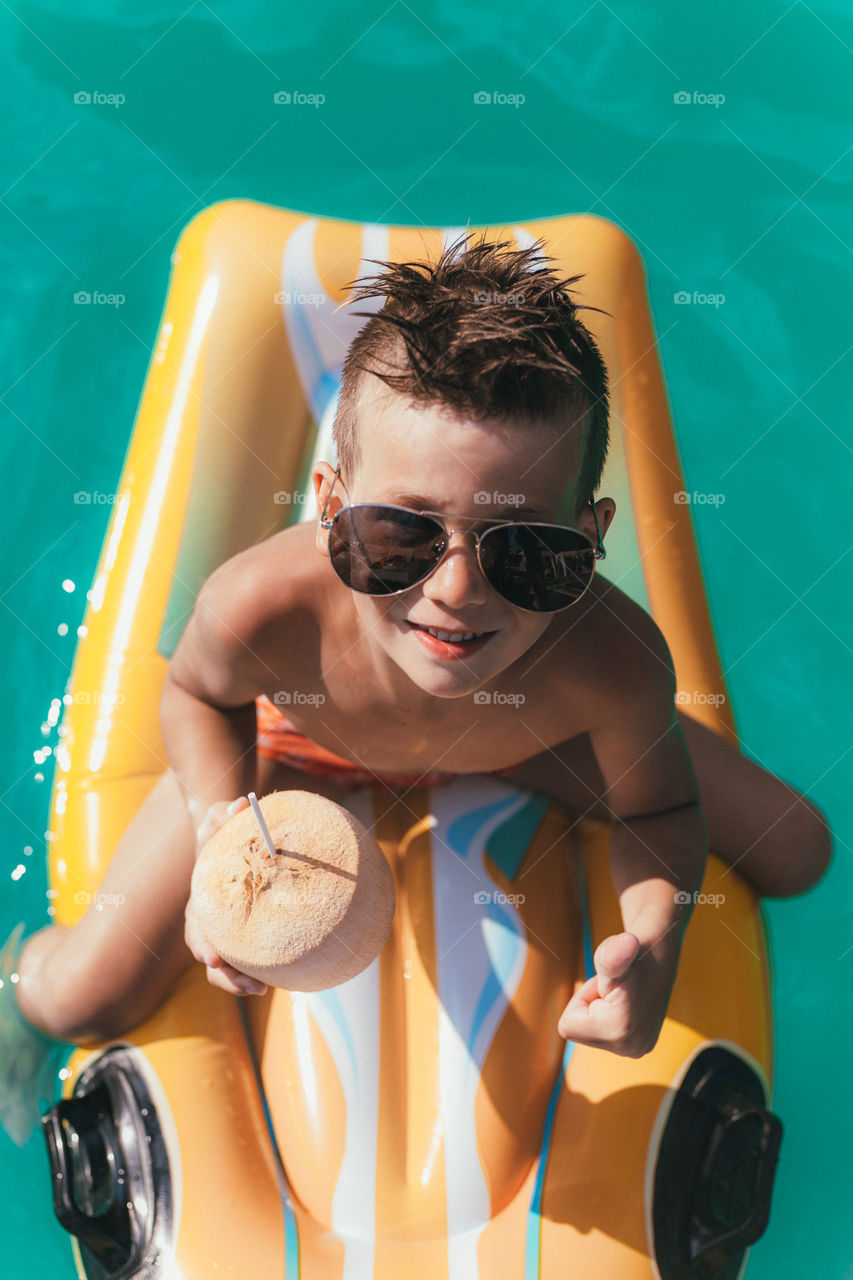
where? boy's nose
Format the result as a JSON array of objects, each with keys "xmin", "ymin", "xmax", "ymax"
[{"xmin": 421, "ymin": 531, "xmax": 491, "ymax": 608}]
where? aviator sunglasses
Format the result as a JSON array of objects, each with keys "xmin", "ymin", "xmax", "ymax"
[{"xmin": 319, "ymin": 468, "xmax": 606, "ymax": 613}]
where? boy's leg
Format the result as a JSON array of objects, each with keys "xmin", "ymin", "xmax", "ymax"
[
  {"xmin": 676, "ymin": 710, "xmax": 832, "ymax": 898},
  {"xmin": 0, "ymin": 922, "xmax": 72, "ymax": 1145},
  {"xmin": 499, "ymin": 715, "xmax": 831, "ymax": 900},
  {"xmin": 15, "ymin": 769, "xmax": 201, "ymax": 1043}
]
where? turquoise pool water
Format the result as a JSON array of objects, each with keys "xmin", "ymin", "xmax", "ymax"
[{"xmin": 1, "ymin": 2, "xmax": 851, "ymax": 1275}]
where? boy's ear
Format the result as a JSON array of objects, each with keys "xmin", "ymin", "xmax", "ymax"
[
  {"xmin": 577, "ymin": 496, "xmax": 616, "ymax": 548},
  {"xmin": 313, "ymin": 462, "xmax": 343, "ymax": 554},
  {"xmin": 595, "ymin": 497, "xmax": 616, "ymax": 539}
]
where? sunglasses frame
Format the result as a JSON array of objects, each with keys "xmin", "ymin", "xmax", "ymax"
[{"xmin": 318, "ymin": 467, "xmax": 607, "ymax": 613}]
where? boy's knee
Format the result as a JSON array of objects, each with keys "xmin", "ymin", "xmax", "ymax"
[
  {"xmin": 799, "ymin": 798, "xmax": 832, "ymax": 888},
  {"xmin": 772, "ymin": 795, "xmax": 832, "ymax": 897},
  {"xmin": 20, "ymin": 940, "xmax": 178, "ymax": 1045},
  {"xmin": 25, "ymin": 974, "xmax": 136, "ymax": 1044},
  {"xmin": 41, "ymin": 985, "xmax": 166, "ymax": 1044}
]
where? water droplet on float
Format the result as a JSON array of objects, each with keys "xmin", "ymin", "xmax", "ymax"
[
  {"xmin": 59, "ymin": 1068, "xmax": 71, "ymax": 1080},
  {"xmin": 11, "ymin": 864, "xmax": 26, "ymax": 880},
  {"xmin": 23, "ymin": 846, "xmax": 32, "ymax": 856},
  {"xmin": 61, "ymin": 580, "xmax": 75, "ymax": 593},
  {"xmin": 77, "ymin": 625, "xmax": 88, "ymax": 638},
  {"xmin": 57, "ymin": 623, "xmax": 69, "ymax": 636},
  {"xmin": 34, "ymin": 772, "xmax": 44, "ymax": 783}
]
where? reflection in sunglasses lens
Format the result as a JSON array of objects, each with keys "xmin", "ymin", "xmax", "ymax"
[
  {"xmin": 481, "ymin": 526, "xmax": 594, "ymax": 611},
  {"xmin": 329, "ymin": 507, "xmax": 595, "ymax": 611},
  {"xmin": 331, "ymin": 508, "xmax": 445, "ymax": 594}
]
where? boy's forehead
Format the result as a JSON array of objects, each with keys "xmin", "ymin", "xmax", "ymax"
[{"xmin": 353, "ymin": 381, "xmax": 584, "ymax": 503}]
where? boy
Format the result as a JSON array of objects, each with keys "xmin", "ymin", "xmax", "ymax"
[{"xmin": 1, "ymin": 234, "xmax": 831, "ymax": 1145}]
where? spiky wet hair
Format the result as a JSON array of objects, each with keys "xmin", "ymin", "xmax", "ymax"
[{"xmin": 333, "ymin": 231, "xmax": 610, "ymax": 515}]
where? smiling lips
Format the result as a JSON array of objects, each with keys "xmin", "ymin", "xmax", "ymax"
[
  {"xmin": 423, "ymin": 626, "xmax": 490, "ymax": 642},
  {"xmin": 408, "ymin": 622, "xmax": 496, "ymax": 660}
]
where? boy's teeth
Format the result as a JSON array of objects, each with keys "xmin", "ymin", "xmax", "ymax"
[{"xmin": 425, "ymin": 627, "xmax": 485, "ymax": 642}]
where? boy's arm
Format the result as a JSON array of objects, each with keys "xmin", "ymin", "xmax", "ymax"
[
  {"xmin": 160, "ymin": 551, "xmax": 279, "ymax": 832},
  {"xmin": 162, "ymin": 552, "xmax": 290, "ymax": 997},
  {"xmin": 558, "ymin": 634, "xmax": 708, "ymax": 1058}
]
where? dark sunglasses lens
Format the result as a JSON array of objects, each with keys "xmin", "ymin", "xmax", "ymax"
[
  {"xmin": 328, "ymin": 506, "xmax": 445, "ymax": 594},
  {"xmin": 480, "ymin": 525, "xmax": 596, "ymax": 611}
]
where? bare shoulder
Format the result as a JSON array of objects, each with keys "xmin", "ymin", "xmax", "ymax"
[
  {"xmin": 169, "ymin": 523, "xmax": 331, "ymax": 702},
  {"xmin": 590, "ymin": 574, "xmax": 674, "ymax": 673},
  {"xmin": 537, "ymin": 573, "xmax": 676, "ymax": 722},
  {"xmin": 199, "ymin": 522, "xmax": 322, "ymax": 627}
]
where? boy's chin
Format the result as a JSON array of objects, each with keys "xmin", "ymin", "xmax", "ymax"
[
  {"xmin": 362, "ymin": 606, "xmax": 550, "ymax": 695},
  {"xmin": 391, "ymin": 632, "xmax": 511, "ymax": 699}
]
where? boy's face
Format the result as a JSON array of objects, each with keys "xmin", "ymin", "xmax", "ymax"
[{"xmin": 315, "ymin": 378, "xmax": 612, "ymax": 702}]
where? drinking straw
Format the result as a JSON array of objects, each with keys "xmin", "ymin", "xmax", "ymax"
[{"xmin": 247, "ymin": 791, "xmax": 278, "ymax": 856}]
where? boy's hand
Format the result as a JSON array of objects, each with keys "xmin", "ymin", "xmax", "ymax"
[
  {"xmin": 557, "ymin": 931, "xmax": 670, "ymax": 1058},
  {"xmin": 185, "ymin": 796, "xmax": 268, "ymax": 997},
  {"xmin": 193, "ymin": 797, "xmax": 250, "ymax": 854}
]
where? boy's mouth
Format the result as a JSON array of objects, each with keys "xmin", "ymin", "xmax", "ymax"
[{"xmin": 407, "ymin": 621, "xmax": 496, "ymax": 660}]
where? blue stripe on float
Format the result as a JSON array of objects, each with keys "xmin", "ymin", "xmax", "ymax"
[
  {"xmin": 525, "ymin": 1039, "xmax": 575, "ymax": 1279},
  {"xmin": 467, "ymin": 912, "xmax": 525, "ymax": 1058},
  {"xmin": 284, "ymin": 1201, "xmax": 300, "ymax": 1280},
  {"xmin": 523, "ymin": 842, "xmax": 593, "ymax": 1276},
  {"xmin": 485, "ymin": 794, "xmax": 551, "ymax": 882},
  {"xmin": 238, "ymin": 999, "xmax": 301, "ymax": 1278},
  {"xmin": 446, "ymin": 793, "xmax": 521, "ymax": 861},
  {"xmin": 313, "ymin": 986, "xmax": 359, "ymax": 1087}
]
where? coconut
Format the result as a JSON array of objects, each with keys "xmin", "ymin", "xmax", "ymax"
[{"xmin": 190, "ymin": 790, "xmax": 395, "ymax": 991}]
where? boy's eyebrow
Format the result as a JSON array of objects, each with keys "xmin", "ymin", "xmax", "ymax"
[{"xmin": 385, "ymin": 492, "xmax": 548, "ymax": 517}]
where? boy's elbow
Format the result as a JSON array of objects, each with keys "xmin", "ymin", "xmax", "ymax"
[
  {"xmin": 796, "ymin": 798, "xmax": 833, "ymax": 893},
  {"xmin": 770, "ymin": 797, "xmax": 833, "ymax": 898}
]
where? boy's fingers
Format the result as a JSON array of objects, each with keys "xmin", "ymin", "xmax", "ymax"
[
  {"xmin": 185, "ymin": 900, "xmax": 226, "ymax": 969},
  {"xmin": 564, "ymin": 975, "xmax": 600, "ymax": 1011},
  {"xmin": 191, "ymin": 799, "xmax": 266, "ymax": 997},
  {"xmin": 557, "ymin": 935, "xmax": 640, "ymax": 1039},
  {"xmin": 196, "ymin": 796, "xmax": 250, "ymax": 845},
  {"xmin": 593, "ymin": 931, "xmax": 640, "ymax": 996},
  {"xmin": 183, "ymin": 902, "xmax": 205, "ymax": 956},
  {"xmin": 205, "ymin": 961, "xmax": 266, "ymax": 996},
  {"xmin": 558, "ymin": 996, "xmax": 618, "ymax": 1043}
]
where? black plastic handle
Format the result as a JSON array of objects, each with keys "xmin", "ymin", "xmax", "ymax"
[
  {"xmin": 41, "ymin": 1083, "xmax": 132, "ymax": 1269},
  {"xmin": 690, "ymin": 1091, "xmax": 783, "ymax": 1264}
]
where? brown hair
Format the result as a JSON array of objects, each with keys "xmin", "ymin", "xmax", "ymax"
[{"xmin": 333, "ymin": 231, "xmax": 610, "ymax": 516}]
